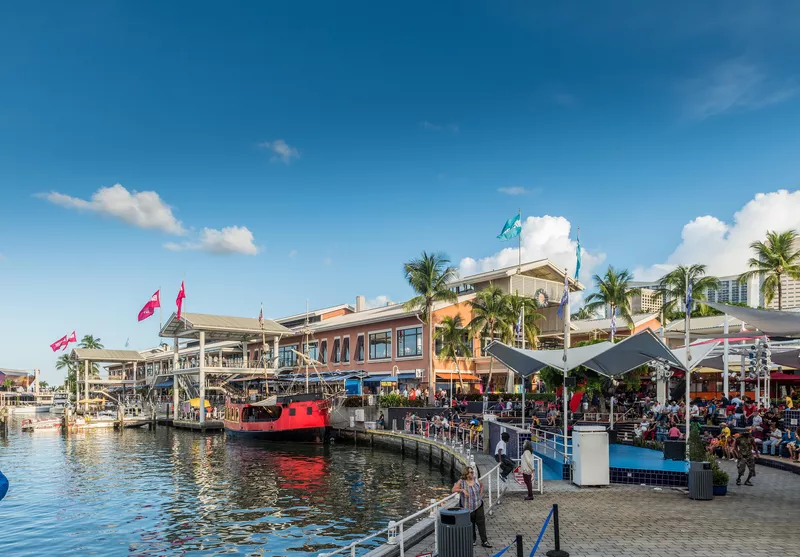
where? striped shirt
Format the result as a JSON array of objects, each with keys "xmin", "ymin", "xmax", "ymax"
[{"xmin": 459, "ymin": 480, "xmax": 482, "ymax": 511}]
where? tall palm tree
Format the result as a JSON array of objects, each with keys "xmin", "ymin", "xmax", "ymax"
[
  {"xmin": 505, "ymin": 293, "xmax": 545, "ymax": 348},
  {"xmin": 79, "ymin": 334, "xmax": 104, "ymax": 377},
  {"xmin": 435, "ymin": 314, "xmax": 472, "ymax": 394},
  {"xmin": 467, "ymin": 283, "xmax": 509, "ymax": 392},
  {"xmin": 583, "ymin": 266, "xmax": 640, "ymax": 342},
  {"xmin": 657, "ymin": 264, "xmax": 720, "ymax": 317},
  {"xmin": 56, "ymin": 354, "xmax": 75, "ymax": 392},
  {"xmin": 571, "ymin": 307, "xmax": 596, "ymax": 321},
  {"xmin": 403, "ymin": 252, "xmax": 458, "ymax": 403},
  {"xmin": 739, "ymin": 229, "xmax": 800, "ymax": 310}
]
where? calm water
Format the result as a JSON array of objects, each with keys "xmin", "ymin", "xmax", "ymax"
[{"xmin": 0, "ymin": 418, "xmax": 451, "ymax": 556}]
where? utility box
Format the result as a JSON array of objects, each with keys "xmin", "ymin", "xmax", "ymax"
[
  {"xmin": 438, "ymin": 508, "xmax": 472, "ymax": 557},
  {"xmin": 688, "ymin": 461, "xmax": 713, "ymax": 500},
  {"xmin": 354, "ymin": 409, "xmax": 365, "ymax": 422},
  {"xmin": 572, "ymin": 424, "xmax": 609, "ymax": 486}
]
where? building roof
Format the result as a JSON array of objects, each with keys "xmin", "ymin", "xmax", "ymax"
[
  {"xmin": 453, "ymin": 259, "xmax": 584, "ymax": 291},
  {"xmin": 570, "ymin": 313, "xmax": 660, "ymax": 334},
  {"xmin": 70, "ymin": 348, "xmax": 147, "ymax": 363},
  {"xmin": 0, "ymin": 368, "xmax": 30, "ymax": 377},
  {"xmin": 664, "ymin": 315, "xmax": 747, "ymax": 333},
  {"xmin": 160, "ymin": 312, "xmax": 292, "ymax": 341},
  {"xmin": 275, "ymin": 303, "xmax": 354, "ymax": 324}
]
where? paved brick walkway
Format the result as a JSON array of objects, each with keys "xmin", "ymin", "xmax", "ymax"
[{"xmin": 407, "ymin": 460, "xmax": 797, "ymax": 557}]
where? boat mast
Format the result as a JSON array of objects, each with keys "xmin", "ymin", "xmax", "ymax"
[
  {"xmin": 261, "ymin": 302, "xmax": 268, "ymax": 394},
  {"xmin": 304, "ymin": 299, "xmax": 310, "ymax": 393}
]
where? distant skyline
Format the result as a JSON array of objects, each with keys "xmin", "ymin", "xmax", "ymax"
[{"xmin": 2, "ymin": 2, "xmax": 800, "ymax": 383}]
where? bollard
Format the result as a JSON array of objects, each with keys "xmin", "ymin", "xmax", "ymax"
[
  {"xmin": 545, "ymin": 504, "xmax": 569, "ymax": 557},
  {"xmin": 516, "ymin": 534, "xmax": 523, "ymax": 557}
]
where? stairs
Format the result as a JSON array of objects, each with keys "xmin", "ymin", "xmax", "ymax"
[{"xmin": 613, "ymin": 421, "xmax": 639, "ymax": 444}]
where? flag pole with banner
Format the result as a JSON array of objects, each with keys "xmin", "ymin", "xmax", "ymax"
[
  {"xmin": 685, "ymin": 272, "xmax": 692, "ymax": 461},
  {"xmin": 557, "ymin": 268, "xmax": 570, "ymax": 443}
]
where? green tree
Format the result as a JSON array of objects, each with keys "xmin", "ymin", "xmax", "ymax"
[
  {"xmin": 38, "ymin": 380, "xmax": 49, "ymax": 390},
  {"xmin": 657, "ymin": 264, "xmax": 720, "ymax": 318},
  {"xmin": 56, "ymin": 354, "xmax": 77, "ymax": 393},
  {"xmin": 2, "ymin": 378, "xmax": 15, "ymax": 391},
  {"xmin": 403, "ymin": 252, "xmax": 458, "ymax": 403},
  {"xmin": 504, "ymin": 293, "xmax": 545, "ymax": 348},
  {"xmin": 78, "ymin": 334, "xmax": 104, "ymax": 377},
  {"xmin": 739, "ymin": 229, "xmax": 800, "ymax": 310},
  {"xmin": 583, "ymin": 266, "xmax": 640, "ymax": 342},
  {"xmin": 435, "ymin": 314, "xmax": 473, "ymax": 393},
  {"xmin": 467, "ymin": 283, "xmax": 509, "ymax": 392},
  {"xmin": 570, "ymin": 307, "xmax": 596, "ymax": 321}
]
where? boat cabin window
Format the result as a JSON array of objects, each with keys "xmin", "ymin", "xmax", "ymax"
[
  {"xmin": 243, "ymin": 406, "xmax": 282, "ymax": 422},
  {"xmin": 306, "ymin": 407, "xmax": 313, "ymax": 415},
  {"xmin": 288, "ymin": 408, "xmax": 296, "ymax": 416}
]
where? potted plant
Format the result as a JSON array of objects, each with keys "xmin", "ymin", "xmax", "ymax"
[{"xmin": 712, "ymin": 464, "xmax": 729, "ymax": 496}]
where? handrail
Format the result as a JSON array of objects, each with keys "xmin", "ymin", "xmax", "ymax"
[
  {"xmin": 529, "ymin": 427, "xmax": 571, "ymax": 463},
  {"xmin": 318, "ymin": 445, "xmax": 502, "ymax": 557}
]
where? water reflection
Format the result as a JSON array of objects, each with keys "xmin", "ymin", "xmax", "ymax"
[{"xmin": 0, "ymin": 420, "xmax": 450, "ymax": 556}]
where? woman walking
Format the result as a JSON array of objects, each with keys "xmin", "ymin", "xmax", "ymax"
[
  {"xmin": 451, "ymin": 466, "xmax": 492, "ymax": 549},
  {"xmin": 520, "ymin": 440, "xmax": 535, "ymax": 500}
]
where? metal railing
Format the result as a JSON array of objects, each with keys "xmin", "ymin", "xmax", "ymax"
[
  {"xmin": 529, "ymin": 427, "xmax": 571, "ymax": 463},
  {"xmin": 400, "ymin": 418, "xmax": 484, "ymax": 453},
  {"xmin": 318, "ymin": 461, "xmax": 503, "ymax": 557},
  {"xmin": 511, "ymin": 455, "xmax": 544, "ymax": 495},
  {"xmin": 580, "ymin": 412, "xmax": 627, "ymax": 423}
]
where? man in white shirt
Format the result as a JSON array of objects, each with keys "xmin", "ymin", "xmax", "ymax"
[
  {"xmin": 690, "ymin": 403, "xmax": 700, "ymax": 418},
  {"xmin": 495, "ymin": 431, "xmax": 514, "ymax": 481}
]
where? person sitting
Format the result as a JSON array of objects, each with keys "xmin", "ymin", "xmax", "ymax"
[
  {"xmin": 787, "ymin": 427, "xmax": 800, "ymax": 462},
  {"xmin": 762, "ymin": 424, "xmax": 783, "ymax": 456},
  {"xmin": 668, "ymin": 425, "xmax": 682, "ymax": 440},
  {"xmin": 656, "ymin": 421, "xmax": 668, "ymax": 442},
  {"xmin": 494, "ymin": 432, "xmax": 515, "ymax": 481}
]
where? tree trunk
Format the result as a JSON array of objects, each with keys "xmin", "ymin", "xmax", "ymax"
[
  {"xmin": 455, "ymin": 358, "xmax": 465, "ymax": 392},
  {"xmin": 427, "ymin": 301, "xmax": 435, "ymax": 404},
  {"xmin": 610, "ymin": 304, "xmax": 616, "ymax": 343},
  {"xmin": 778, "ymin": 273, "xmax": 783, "ymax": 311}
]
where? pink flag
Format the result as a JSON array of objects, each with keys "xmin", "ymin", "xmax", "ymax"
[
  {"xmin": 50, "ymin": 334, "xmax": 68, "ymax": 352},
  {"xmin": 62, "ymin": 330, "xmax": 78, "ymax": 351},
  {"xmin": 138, "ymin": 290, "xmax": 161, "ymax": 322},
  {"xmin": 176, "ymin": 281, "xmax": 186, "ymax": 320}
]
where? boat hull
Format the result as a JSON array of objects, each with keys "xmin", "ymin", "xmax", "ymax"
[
  {"xmin": 224, "ymin": 393, "xmax": 331, "ymax": 443},
  {"xmin": 10, "ymin": 406, "xmax": 51, "ymax": 415}
]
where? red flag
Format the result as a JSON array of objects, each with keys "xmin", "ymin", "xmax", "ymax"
[
  {"xmin": 176, "ymin": 281, "xmax": 186, "ymax": 320},
  {"xmin": 50, "ymin": 334, "xmax": 68, "ymax": 352},
  {"xmin": 62, "ymin": 330, "xmax": 78, "ymax": 351},
  {"xmin": 138, "ymin": 290, "xmax": 161, "ymax": 322}
]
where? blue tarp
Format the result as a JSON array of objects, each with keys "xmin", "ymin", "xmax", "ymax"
[
  {"xmin": 0, "ymin": 470, "xmax": 8, "ymax": 502},
  {"xmin": 154, "ymin": 379, "xmax": 174, "ymax": 388},
  {"xmin": 363, "ymin": 374, "xmax": 392, "ymax": 384}
]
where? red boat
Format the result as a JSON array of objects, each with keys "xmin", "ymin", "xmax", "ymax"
[{"xmin": 223, "ymin": 392, "xmax": 331, "ymax": 443}]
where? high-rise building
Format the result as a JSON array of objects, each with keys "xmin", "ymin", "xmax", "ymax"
[{"xmin": 705, "ymin": 274, "xmax": 761, "ymax": 308}]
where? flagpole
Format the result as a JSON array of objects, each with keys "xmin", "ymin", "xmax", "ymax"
[
  {"xmin": 563, "ymin": 268, "xmax": 570, "ymax": 450},
  {"xmin": 518, "ymin": 208, "xmax": 522, "ymax": 274},
  {"xmin": 684, "ymin": 273, "xmax": 692, "ymax": 461}
]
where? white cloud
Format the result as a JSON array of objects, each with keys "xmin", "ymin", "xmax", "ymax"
[
  {"xmin": 498, "ymin": 187, "xmax": 527, "ymax": 196},
  {"xmin": 258, "ymin": 139, "xmax": 300, "ymax": 164},
  {"xmin": 553, "ymin": 93, "xmax": 576, "ymax": 106},
  {"xmin": 38, "ymin": 184, "xmax": 185, "ymax": 235},
  {"xmin": 288, "ymin": 249, "xmax": 297, "ymax": 258},
  {"xmin": 420, "ymin": 121, "xmax": 459, "ymax": 133},
  {"xmin": 683, "ymin": 58, "xmax": 799, "ymax": 120},
  {"xmin": 164, "ymin": 226, "xmax": 259, "ymax": 255},
  {"xmin": 458, "ymin": 215, "xmax": 606, "ymax": 288},
  {"xmin": 633, "ymin": 189, "xmax": 800, "ymax": 281},
  {"xmin": 365, "ymin": 295, "xmax": 392, "ymax": 309}
]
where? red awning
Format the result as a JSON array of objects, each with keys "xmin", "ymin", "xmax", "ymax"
[
  {"xmin": 435, "ymin": 372, "xmax": 479, "ymax": 382},
  {"xmin": 770, "ymin": 373, "xmax": 800, "ymax": 383}
]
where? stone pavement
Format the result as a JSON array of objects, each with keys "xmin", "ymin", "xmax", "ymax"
[{"xmin": 406, "ymin": 459, "xmax": 797, "ymax": 557}]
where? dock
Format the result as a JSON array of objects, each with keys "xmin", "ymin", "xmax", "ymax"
[{"xmin": 173, "ymin": 419, "xmax": 224, "ymax": 431}]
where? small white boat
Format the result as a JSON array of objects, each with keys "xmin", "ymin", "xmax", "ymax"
[
  {"xmin": 21, "ymin": 417, "xmax": 63, "ymax": 432},
  {"xmin": 49, "ymin": 393, "xmax": 70, "ymax": 415},
  {"xmin": 9, "ymin": 405, "xmax": 51, "ymax": 415}
]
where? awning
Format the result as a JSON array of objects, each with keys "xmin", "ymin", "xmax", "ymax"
[
  {"xmin": 770, "ymin": 372, "xmax": 800, "ymax": 383},
  {"xmin": 485, "ymin": 329, "xmax": 686, "ymax": 378},
  {"xmin": 364, "ymin": 374, "xmax": 393, "ymax": 384},
  {"xmin": 154, "ymin": 379, "xmax": 174, "ymax": 388},
  {"xmin": 396, "ymin": 373, "xmax": 419, "ymax": 380},
  {"xmin": 436, "ymin": 372, "xmax": 479, "ymax": 382},
  {"xmin": 705, "ymin": 302, "xmax": 800, "ymax": 337},
  {"xmin": 188, "ymin": 398, "xmax": 211, "ymax": 408}
]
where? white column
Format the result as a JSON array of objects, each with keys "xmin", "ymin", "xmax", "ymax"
[
  {"xmin": 273, "ymin": 335, "xmax": 280, "ymax": 369},
  {"xmin": 242, "ymin": 341, "xmax": 248, "ymax": 368},
  {"xmin": 740, "ymin": 353, "xmax": 746, "ymax": 397},
  {"xmin": 656, "ymin": 376, "xmax": 667, "ymax": 405},
  {"xmin": 562, "ymin": 275, "xmax": 570, "ymax": 449},
  {"xmin": 199, "ymin": 331, "xmax": 206, "ymax": 424},
  {"xmin": 723, "ymin": 314, "xmax": 730, "ymax": 395},
  {"xmin": 173, "ymin": 336, "xmax": 179, "ymax": 420},
  {"xmin": 84, "ymin": 359, "xmax": 89, "ymax": 412},
  {"xmin": 133, "ymin": 362, "xmax": 138, "ymax": 386}
]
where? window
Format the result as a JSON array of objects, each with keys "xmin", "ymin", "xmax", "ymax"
[
  {"xmin": 332, "ymin": 338, "xmax": 341, "ymax": 364},
  {"xmin": 435, "ymin": 328, "xmax": 470, "ymax": 357},
  {"xmin": 303, "ymin": 341, "xmax": 318, "ymax": 362},
  {"xmin": 306, "ymin": 406, "xmax": 313, "ymax": 415},
  {"xmin": 279, "ymin": 345, "xmax": 298, "ymax": 367},
  {"xmin": 369, "ymin": 331, "xmax": 392, "ymax": 360},
  {"xmin": 289, "ymin": 408, "xmax": 296, "ymax": 416},
  {"xmin": 319, "ymin": 340, "xmax": 327, "ymax": 364},
  {"xmin": 355, "ymin": 334, "xmax": 365, "ymax": 362},
  {"xmin": 342, "ymin": 337, "xmax": 350, "ymax": 363},
  {"xmin": 397, "ymin": 327, "xmax": 423, "ymax": 358}
]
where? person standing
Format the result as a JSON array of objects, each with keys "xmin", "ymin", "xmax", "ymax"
[
  {"xmin": 451, "ymin": 466, "xmax": 493, "ymax": 549},
  {"xmin": 520, "ymin": 440, "xmax": 535, "ymax": 500},
  {"xmin": 736, "ymin": 429, "xmax": 756, "ymax": 486}
]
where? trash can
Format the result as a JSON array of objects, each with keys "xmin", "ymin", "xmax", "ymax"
[
  {"xmin": 438, "ymin": 508, "xmax": 473, "ymax": 557},
  {"xmin": 688, "ymin": 461, "xmax": 713, "ymax": 500}
]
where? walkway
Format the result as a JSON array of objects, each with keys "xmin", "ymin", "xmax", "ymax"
[{"xmin": 406, "ymin": 460, "xmax": 798, "ymax": 556}]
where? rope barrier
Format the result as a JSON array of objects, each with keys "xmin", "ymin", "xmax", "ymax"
[
  {"xmin": 491, "ymin": 541, "xmax": 514, "ymax": 557},
  {"xmin": 529, "ymin": 506, "xmax": 555, "ymax": 557}
]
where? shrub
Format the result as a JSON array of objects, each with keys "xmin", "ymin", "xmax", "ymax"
[
  {"xmin": 378, "ymin": 394, "xmax": 426, "ymax": 408},
  {"xmin": 712, "ymin": 463, "xmax": 729, "ymax": 486}
]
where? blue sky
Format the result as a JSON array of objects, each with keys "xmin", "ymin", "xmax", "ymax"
[{"xmin": 2, "ymin": 1, "xmax": 800, "ymax": 382}]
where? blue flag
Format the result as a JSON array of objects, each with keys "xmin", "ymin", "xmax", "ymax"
[
  {"xmin": 686, "ymin": 278, "xmax": 693, "ymax": 313},
  {"xmin": 557, "ymin": 273, "xmax": 569, "ymax": 318},
  {"xmin": 574, "ymin": 236, "xmax": 581, "ymax": 279},
  {"xmin": 516, "ymin": 307, "xmax": 523, "ymax": 336},
  {"xmin": 497, "ymin": 213, "xmax": 522, "ymax": 241}
]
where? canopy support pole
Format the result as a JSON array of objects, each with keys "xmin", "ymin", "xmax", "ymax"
[
  {"xmin": 723, "ymin": 314, "xmax": 730, "ymax": 396},
  {"xmin": 562, "ymin": 269, "xmax": 570, "ymax": 457}
]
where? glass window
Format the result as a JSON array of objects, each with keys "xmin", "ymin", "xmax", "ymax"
[
  {"xmin": 303, "ymin": 342, "xmax": 318, "ymax": 362},
  {"xmin": 397, "ymin": 327, "xmax": 423, "ymax": 357},
  {"xmin": 332, "ymin": 338, "xmax": 341, "ymax": 364},
  {"xmin": 369, "ymin": 331, "xmax": 392, "ymax": 360},
  {"xmin": 355, "ymin": 335, "xmax": 365, "ymax": 362},
  {"xmin": 279, "ymin": 345, "xmax": 298, "ymax": 367},
  {"xmin": 319, "ymin": 340, "xmax": 327, "ymax": 364},
  {"xmin": 342, "ymin": 337, "xmax": 350, "ymax": 363}
]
